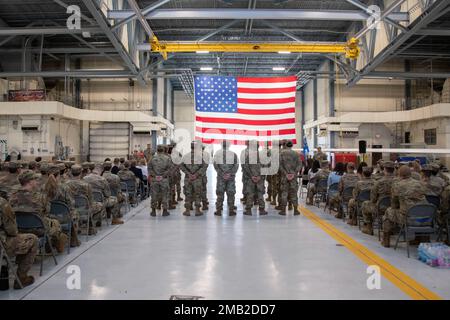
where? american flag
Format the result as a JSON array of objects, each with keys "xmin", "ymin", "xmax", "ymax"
[{"xmin": 194, "ymin": 75, "xmax": 298, "ymax": 145}]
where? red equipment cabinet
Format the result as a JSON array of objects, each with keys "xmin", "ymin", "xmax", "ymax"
[{"xmin": 333, "ymin": 153, "xmax": 357, "ymax": 166}]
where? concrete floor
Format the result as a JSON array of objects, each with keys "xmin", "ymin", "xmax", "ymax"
[{"xmin": 1, "ymin": 168, "xmax": 449, "ymax": 300}]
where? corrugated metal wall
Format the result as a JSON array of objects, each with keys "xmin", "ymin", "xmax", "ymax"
[{"xmin": 89, "ymin": 122, "xmax": 130, "ymax": 162}]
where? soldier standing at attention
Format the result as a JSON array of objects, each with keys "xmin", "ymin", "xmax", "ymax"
[
  {"xmin": 0, "ymin": 197, "xmax": 38, "ymax": 289},
  {"xmin": 200, "ymin": 143, "xmax": 210, "ymax": 210},
  {"xmin": 213, "ymin": 140, "xmax": 239, "ymax": 216},
  {"xmin": 242, "ymin": 140, "xmax": 267, "ymax": 216},
  {"xmin": 313, "ymin": 146, "xmax": 327, "ymax": 162},
  {"xmin": 240, "ymin": 140, "xmax": 250, "ymax": 204},
  {"xmin": 360, "ymin": 161, "xmax": 395, "ymax": 235},
  {"xmin": 148, "ymin": 145, "xmax": 171, "ymax": 217},
  {"xmin": 144, "ymin": 144, "xmax": 153, "ymax": 162},
  {"xmin": 260, "ymin": 141, "xmax": 273, "ymax": 202},
  {"xmin": 279, "ymin": 140, "xmax": 301, "ymax": 216},
  {"xmin": 382, "ymin": 166, "xmax": 427, "ymax": 247},
  {"xmin": 180, "ymin": 142, "xmax": 206, "ymax": 216},
  {"xmin": 347, "ymin": 166, "xmax": 374, "ymax": 226}
]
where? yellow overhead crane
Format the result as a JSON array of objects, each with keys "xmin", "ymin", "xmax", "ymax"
[{"xmin": 150, "ymin": 37, "xmax": 360, "ymax": 60}]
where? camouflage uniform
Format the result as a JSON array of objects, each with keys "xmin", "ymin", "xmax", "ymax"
[
  {"xmin": 332, "ymin": 171, "xmax": 359, "ymax": 216},
  {"xmin": 347, "ymin": 172, "xmax": 374, "ymax": 224},
  {"xmin": 148, "ymin": 151, "xmax": 172, "ymax": 213},
  {"xmin": 143, "ymin": 146, "xmax": 153, "ymax": 162},
  {"xmin": 240, "ymin": 143, "xmax": 250, "ymax": 204},
  {"xmin": 241, "ymin": 142, "xmax": 266, "ymax": 214},
  {"xmin": 180, "ymin": 147, "xmax": 207, "ymax": 214},
  {"xmin": 117, "ymin": 167, "xmax": 138, "ymax": 204},
  {"xmin": 171, "ymin": 148, "xmax": 183, "ymax": 202},
  {"xmin": 213, "ymin": 145, "xmax": 239, "ymax": 214},
  {"xmin": 201, "ymin": 147, "xmax": 210, "ymax": 208},
  {"xmin": 313, "ymin": 151, "xmax": 327, "ymax": 162},
  {"xmin": 260, "ymin": 145, "xmax": 272, "ymax": 201},
  {"xmin": 279, "ymin": 143, "xmax": 301, "ymax": 214},
  {"xmin": 102, "ymin": 170, "xmax": 123, "ymax": 219},
  {"xmin": 270, "ymin": 144, "xmax": 281, "ymax": 205},
  {"xmin": 361, "ymin": 168, "xmax": 395, "ymax": 229},
  {"xmin": 0, "ymin": 166, "xmax": 20, "ymax": 200},
  {"xmin": 382, "ymin": 176, "xmax": 427, "ymax": 246},
  {"xmin": 84, "ymin": 171, "xmax": 115, "ymax": 222},
  {"xmin": 306, "ymin": 166, "xmax": 330, "ymax": 205},
  {"xmin": 0, "ymin": 198, "xmax": 38, "ymax": 280}
]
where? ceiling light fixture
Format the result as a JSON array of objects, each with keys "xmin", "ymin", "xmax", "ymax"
[
  {"xmin": 272, "ymin": 67, "xmax": 285, "ymax": 71},
  {"xmin": 196, "ymin": 51, "xmax": 210, "ymax": 54},
  {"xmin": 278, "ymin": 51, "xmax": 291, "ymax": 54},
  {"xmin": 200, "ymin": 67, "xmax": 213, "ymax": 71}
]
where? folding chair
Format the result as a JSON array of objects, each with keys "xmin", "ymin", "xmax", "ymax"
[
  {"xmin": 92, "ymin": 191, "xmax": 108, "ymax": 226},
  {"xmin": 394, "ymin": 204, "xmax": 437, "ymax": 258},
  {"xmin": 299, "ymin": 175, "xmax": 309, "ymax": 199},
  {"xmin": 375, "ymin": 196, "xmax": 391, "ymax": 241},
  {"xmin": 356, "ymin": 189, "xmax": 371, "ymax": 229},
  {"xmin": 125, "ymin": 179, "xmax": 138, "ymax": 207},
  {"xmin": 120, "ymin": 182, "xmax": 131, "ymax": 212},
  {"xmin": 0, "ymin": 239, "xmax": 22, "ymax": 289},
  {"xmin": 324, "ymin": 183, "xmax": 339, "ymax": 213},
  {"xmin": 340, "ymin": 186, "xmax": 354, "ymax": 221},
  {"xmin": 436, "ymin": 213, "xmax": 449, "ymax": 244},
  {"xmin": 49, "ymin": 201, "xmax": 72, "ymax": 254},
  {"xmin": 15, "ymin": 212, "xmax": 58, "ymax": 276},
  {"xmin": 74, "ymin": 195, "xmax": 90, "ymax": 242},
  {"xmin": 425, "ymin": 195, "xmax": 441, "ymax": 208},
  {"xmin": 313, "ymin": 179, "xmax": 328, "ymax": 208}
]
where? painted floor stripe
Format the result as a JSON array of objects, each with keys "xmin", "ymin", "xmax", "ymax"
[{"xmin": 300, "ymin": 205, "xmax": 442, "ymax": 300}]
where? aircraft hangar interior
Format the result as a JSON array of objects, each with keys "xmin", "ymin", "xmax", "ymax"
[{"xmin": 0, "ymin": 0, "xmax": 449, "ymax": 307}]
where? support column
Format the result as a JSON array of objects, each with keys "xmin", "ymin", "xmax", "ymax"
[
  {"xmin": 329, "ymin": 60, "xmax": 336, "ymax": 149},
  {"xmin": 405, "ymin": 60, "xmax": 411, "ymax": 110},
  {"xmin": 300, "ymin": 89, "xmax": 305, "ymax": 148},
  {"xmin": 313, "ymin": 77, "xmax": 318, "ymax": 149},
  {"xmin": 163, "ymin": 78, "xmax": 168, "ymax": 144},
  {"xmin": 151, "ymin": 79, "xmax": 157, "ymax": 148}
]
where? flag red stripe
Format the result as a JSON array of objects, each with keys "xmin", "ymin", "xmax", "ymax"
[
  {"xmin": 237, "ymin": 108, "xmax": 295, "ymax": 115},
  {"xmin": 195, "ymin": 127, "xmax": 296, "ymax": 136},
  {"xmin": 237, "ymin": 76, "xmax": 297, "ymax": 83},
  {"xmin": 198, "ymin": 138, "xmax": 297, "ymax": 145},
  {"xmin": 237, "ymin": 86, "xmax": 296, "ymax": 94},
  {"xmin": 237, "ymin": 97, "xmax": 296, "ymax": 104},
  {"xmin": 196, "ymin": 116, "xmax": 295, "ymax": 126}
]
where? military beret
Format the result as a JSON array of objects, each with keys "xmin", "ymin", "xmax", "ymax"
[
  {"xmin": 71, "ymin": 164, "xmax": 82, "ymax": 175},
  {"xmin": 422, "ymin": 164, "xmax": 433, "ymax": 171},
  {"xmin": 18, "ymin": 170, "xmax": 38, "ymax": 185},
  {"xmin": 81, "ymin": 162, "xmax": 91, "ymax": 169},
  {"xmin": 383, "ymin": 161, "xmax": 394, "ymax": 168}
]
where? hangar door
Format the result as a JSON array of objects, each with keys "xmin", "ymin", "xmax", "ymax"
[{"xmin": 89, "ymin": 122, "xmax": 130, "ymax": 162}]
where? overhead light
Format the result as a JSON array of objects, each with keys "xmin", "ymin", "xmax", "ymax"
[
  {"xmin": 278, "ymin": 51, "xmax": 291, "ymax": 54},
  {"xmin": 196, "ymin": 51, "xmax": 210, "ymax": 54},
  {"xmin": 200, "ymin": 67, "xmax": 213, "ymax": 71},
  {"xmin": 272, "ymin": 67, "xmax": 285, "ymax": 71}
]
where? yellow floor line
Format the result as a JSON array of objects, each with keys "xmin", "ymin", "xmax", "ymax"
[{"xmin": 299, "ymin": 205, "xmax": 442, "ymax": 300}]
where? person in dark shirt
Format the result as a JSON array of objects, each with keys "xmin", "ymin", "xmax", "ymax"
[{"xmin": 111, "ymin": 158, "xmax": 120, "ymax": 175}]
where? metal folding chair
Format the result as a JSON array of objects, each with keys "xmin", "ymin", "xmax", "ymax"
[
  {"xmin": 425, "ymin": 195, "xmax": 441, "ymax": 208},
  {"xmin": 120, "ymin": 182, "xmax": 131, "ymax": 212},
  {"xmin": 356, "ymin": 189, "xmax": 371, "ymax": 228},
  {"xmin": 394, "ymin": 204, "xmax": 437, "ymax": 258},
  {"xmin": 74, "ymin": 195, "xmax": 90, "ymax": 242},
  {"xmin": 92, "ymin": 191, "xmax": 108, "ymax": 226},
  {"xmin": 299, "ymin": 175, "xmax": 309, "ymax": 199},
  {"xmin": 375, "ymin": 196, "xmax": 391, "ymax": 241},
  {"xmin": 15, "ymin": 212, "xmax": 58, "ymax": 276},
  {"xmin": 324, "ymin": 182, "xmax": 339, "ymax": 213},
  {"xmin": 340, "ymin": 186, "xmax": 354, "ymax": 221},
  {"xmin": 313, "ymin": 179, "xmax": 328, "ymax": 208},
  {"xmin": 49, "ymin": 201, "xmax": 72, "ymax": 254},
  {"xmin": 125, "ymin": 179, "xmax": 138, "ymax": 207},
  {"xmin": 0, "ymin": 239, "xmax": 22, "ymax": 289}
]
